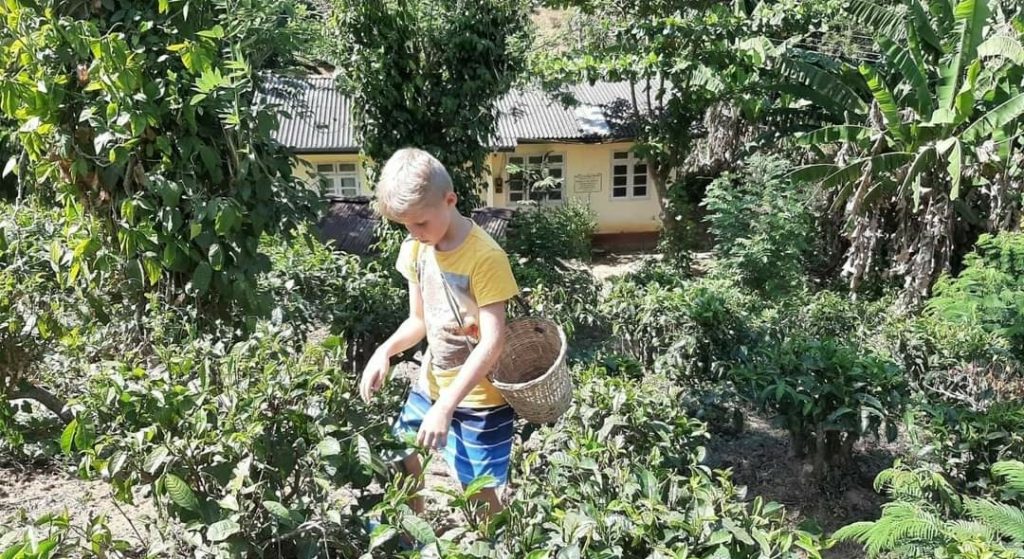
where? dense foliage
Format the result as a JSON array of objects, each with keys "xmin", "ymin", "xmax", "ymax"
[{"xmin": 327, "ymin": 0, "xmax": 531, "ymax": 211}]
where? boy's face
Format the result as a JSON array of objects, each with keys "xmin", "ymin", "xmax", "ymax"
[{"xmin": 397, "ymin": 191, "xmax": 457, "ymax": 246}]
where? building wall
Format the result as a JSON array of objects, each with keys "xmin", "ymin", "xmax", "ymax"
[
  {"xmin": 486, "ymin": 142, "xmax": 662, "ymax": 235},
  {"xmin": 295, "ymin": 144, "xmax": 662, "ymax": 236}
]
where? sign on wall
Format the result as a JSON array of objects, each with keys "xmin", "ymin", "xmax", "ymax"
[{"xmin": 573, "ymin": 173, "xmax": 603, "ymax": 193}]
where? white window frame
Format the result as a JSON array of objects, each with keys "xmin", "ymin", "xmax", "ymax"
[
  {"xmin": 506, "ymin": 153, "xmax": 566, "ymax": 205},
  {"xmin": 610, "ymin": 151, "xmax": 650, "ymax": 200},
  {"xmin": 316, "ymin": 162, "xmax": 361, "ymax": 199}
]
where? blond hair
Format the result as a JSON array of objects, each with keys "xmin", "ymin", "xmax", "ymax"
[{"xmin": 375, "ymin": 148, "xmax": 453, "ymax": 219}]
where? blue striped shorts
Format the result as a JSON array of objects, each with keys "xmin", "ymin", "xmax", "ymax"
[{"xmin": 392, "ymin": 389, "xmax": 515, "ymax": 487}]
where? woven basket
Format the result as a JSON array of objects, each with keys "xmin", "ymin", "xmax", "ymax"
[{"xmin": 489, "ymin": 317, "xmax": 572, "ymax": 424}]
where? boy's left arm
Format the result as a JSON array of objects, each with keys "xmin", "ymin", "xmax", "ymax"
[{"xmin": 415, "ymin": 301, "xmax": 507, "ymax": 450}]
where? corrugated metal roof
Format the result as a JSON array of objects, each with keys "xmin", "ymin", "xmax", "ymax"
[
  {"xmin": 262, "ymin": 76, "xmax": 646, "ymax": 153},
  {"xmin": 262, "ymin": 75, "xmax": 359, "ymax": 153}
]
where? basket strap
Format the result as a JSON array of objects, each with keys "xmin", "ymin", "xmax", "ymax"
[{"xmin": 430, "ymin": 247, "xmax": 477, "ymax": 355}]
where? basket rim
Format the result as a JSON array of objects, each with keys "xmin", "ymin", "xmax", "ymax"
[{"xmin": 490, "ymin": 318, "xmax": 569, "ymax": 392}]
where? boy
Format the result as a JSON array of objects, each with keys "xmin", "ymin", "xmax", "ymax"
[{"xmin": 359, "ymin": 147, "xmax": 519, "ymax": 520}]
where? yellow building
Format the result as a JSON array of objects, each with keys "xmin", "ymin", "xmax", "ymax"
[{"xmin": 270, "ymin": 76, "xmax": 662, "ymax": 239}]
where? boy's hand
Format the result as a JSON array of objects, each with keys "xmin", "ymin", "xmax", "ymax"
[
  {"xmin": 417, "ymin": 403, "xmax": 454, "ymax": 450},
  {"xmin": 359, "ymin": 349, "xmax": 390, "ymax": 403}
]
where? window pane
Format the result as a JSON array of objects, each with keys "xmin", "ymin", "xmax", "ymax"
[
  {"xmin": 528, "ymin": 156, "xmax": 543, "ymax": 165},
  {"xmin": 547, "ymin": 154, "xmax": 563, "ymax": 163},
  {"xmin": 510, "ymin": 192, "xmax": 524, "ymax": 202},
  {"xmin": 614, "ymin": 165, "xmax": 628, "ymax": 175},
  {"xmin": 613, "ymin": 187, "xmax": 627, "ymax": 198},
  {"xmin": 508, "ymin": 179, "xmax": 524, "ymax": 192},
  {"xmin": 339, "ymin": 164, "xmax": 356, "ymax": 173},
  {"xmin": 613, "ymin": 152, "xmax": 628, "ymax": 160},
  {"xmin": 634, "ymin": 164, "xmax": 647, "ymax": 175},
  {"xmin": 340, "ymin": 178, "xmax": 356, "ymax": 188},
  {"xmin": 634, "ymin": 186, "xmax": 648, "ymax": 197},
  {"xmin": 317, "ymin": 164, "xmax": 334, "ymax": 173},
  {"xmin": 634, "ymin": 174, "xmax": 647, "ymax": 185},
  {"xmin": 613, "ymin": 175, "xmax": 628, "ymax": 186},
  {"xmin": 549, "ymin": 168, "xmax": 563, "ymax": 178}
]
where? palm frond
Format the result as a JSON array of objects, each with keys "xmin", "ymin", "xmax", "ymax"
[
  {"xmin": 908, "ymin": 0, "xmax": 944, "ymax": 54},
  {"xmin": 960, "ymin": 92, "xmax": 1024, "ymax": 143},
  {"xmin": 793, "ymin": 125, "xmax": 873, "ymax": 146},
  {"xmin": 778, "ymin": 57, "xmax": 869, "ymax": 115},
  {"xmin": 937, "ymin": 0, "xmax": 990, "ymax": 113},
  {"xmin": 860, "ymin": 64, "xmax": 907, "ymax": 140},
  {"xmin": 878, "ymin": 33, "xmax": 933, "ymax": 116},
  {"xmin": 847, "ymin": 0, "xmax": 906, "ymax": 41}
]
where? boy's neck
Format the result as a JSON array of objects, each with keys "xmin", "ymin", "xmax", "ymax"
[{"xmin": 435, "ymin": 211, "xmax": 473, "ymax": 252}]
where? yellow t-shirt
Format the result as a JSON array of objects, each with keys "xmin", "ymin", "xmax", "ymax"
[{"xmin": 396, "ymin": 223, "xmax": 520, "ymax": 408}]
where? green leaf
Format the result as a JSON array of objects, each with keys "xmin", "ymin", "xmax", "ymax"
[
  {"xmin": 214, "ymin": 204, "xmax": 240, "ymax": 235},
  {"xmin": 144, "ymin": 445, "xmax": 170, "ymax": 475},
  {"xmin": 908, "ymin": 0, "xmax": 943, "ymax": 54},
  {"xmin": 197, "ymin": 25, "xmax": 226, "ymax": 39},
  {"xmin": 369, "ymin": 524, "xmax": 398, "ymax": 550},
  {"xmin": 354, "ymin": 435, "xmax": 373, "ymax": 469},
  {"xmin": 877, "ymin": 33, "xmax": 932, "ymax": 116},
  {"xmin": 208, "ymin": 243, "xmax": 224, "ymax": 271},
  {"xmin": 938, "ymin": 0, "xmax": 990, "ymax": 112},
  {"xmin": 263, "ymin": 501, "xmax": 295, "ymax": 525},
  {"xmin": 206, "ymin": 519, "xmax": 240, "ymax": 543},
  {"xmin": 859, "ymin": 63, "xmax": 905, "ymax": 140},
  {"xmin": 847, "ymin": 0, "xmax": 904, "ymax": 39},
  {"xmin": 192, "ymin": 262, "xmax": 213, "ymax": 294},
  {"xmin": 463, "ymin": 475, "xmax": 498, "ymax": 499},
  {"xmin": 793, "ymin": 125, "xmax": 872, "ymax": 146},
  {"xmin": 317, "ymin": 437, "xmax": 341, "ymax": 457},
  {"xmin": 402, "ymin": 515, "xmax": 437, "ymax": 544},
  {"xmin": 60, "ymin": 419, "xmax": 78, "ymax": 454},
  {"xmin": 960, "ymin": 92, "xmax": 1024, "ymax": 143},
  {"xmin": 788, "ymin": 164, "xmax": 840, "ymax": 183},
  {"xmin": 778, "ymin": 58, "xmax": 868, "ymax": 115},
  {"xmin": 158, "ymin": 0, "xmax": 169, "ymax": 13},
  {"xmin": 164, "ymin": 474, "xmax": 200, "ymax": 512},
  {"xmin": 143, "ymin": 256, "xmax": 162, "ymax": 286},
  {"xmin": 978, "ymin": 34, "xmax": 1024, "ymax": 64},
  {"xmin": 899, "ymin": 146, "xmax": 936, "ymax": 210}
]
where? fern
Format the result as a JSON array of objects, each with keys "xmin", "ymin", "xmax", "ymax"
[{"xmin": 964, "ymin": 498, "xmax": 1024, "ymax": 544}]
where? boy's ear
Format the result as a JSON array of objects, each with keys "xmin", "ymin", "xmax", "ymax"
[{"xmin": 445, "ymin": 191, "xmax": 458, "ymax": 207}]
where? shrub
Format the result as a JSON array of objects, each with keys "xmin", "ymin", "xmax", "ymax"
[
  {"xmin": 602, "ymin": 272, "xmax": 756, "ymax": 379},
  {"xmin": 736, "ymin": 336, "xmax": 907, "ymax": 476},
  {"xmin": 0, "ymin": 511, "xmax": 135, "ymax": 558},
  {"xmin": 260, "ymin": 228, "xmax": 405, "ymax": 369},
  {"xmin": 702, "ymin": 154, "xmax": 814, "ymax": 295},
  {"xmin": 927, "ymin": 232, "xmax": 1024, "ymax": 360},
  {"xmin": 510, "ymin": 256, "xmax": 602, "ymax": 342},
  {"xmin": 505, "ymin": 201, "xmax": 597, "ymax": 262},
  {"xmin": 67, "ymin": 323, "xmax": 403, "ymax": 556},
  {"xmin": 495, "ymin": 364, "xmax": 826, "ymax": 558}
]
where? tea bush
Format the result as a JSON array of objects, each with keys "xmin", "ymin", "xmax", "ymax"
[
  {"xmin": 66, "ymin": 323, "xmax": 403, "ymax": 556},
  {"xmin": 497, "ymin": 364, "xmax": 826, "ymax": 558},
  {"xmin": 602, "ymin": 272, "xmax": 756, "ymax": 379},
  {"xmin": 510, "ymin": 256, "xmax": 602, "ymax": 342},
  {"xmin": 0, "ymin": 511, "xmax": 134, "ymax": 558},
  {"xmin": 505, "ymin": 201, "xmax": 597, "ymax": 262},
  {"xmin": 260, "ymin": 228, "xmax": 405, "ymax": 369},
  {"xmin": 927, "ymin": 232, "xmax": 1024, "ymax": 360},
  {"xmin": 736, "ymin": 336, "xmax": 907, "ymax": 476}
]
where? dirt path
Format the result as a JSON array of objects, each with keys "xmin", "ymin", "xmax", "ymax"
[{"xmin": 706, "ymin": 411, "xmax": 901, "ymax": 559}]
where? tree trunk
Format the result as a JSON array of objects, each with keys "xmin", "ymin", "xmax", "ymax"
[{"xmin": 9, "ymin": 379, "xmax": 72, "ymax": 424}]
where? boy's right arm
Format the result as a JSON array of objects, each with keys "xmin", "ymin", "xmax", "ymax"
[{"xmin": 359, "ymin": 286, "xmax": 426, "ymax": 403}]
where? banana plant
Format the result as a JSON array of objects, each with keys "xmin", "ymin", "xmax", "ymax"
[{"xmin": 784, "ymin": 0, "xmax": 1024, "ymax": 304}]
